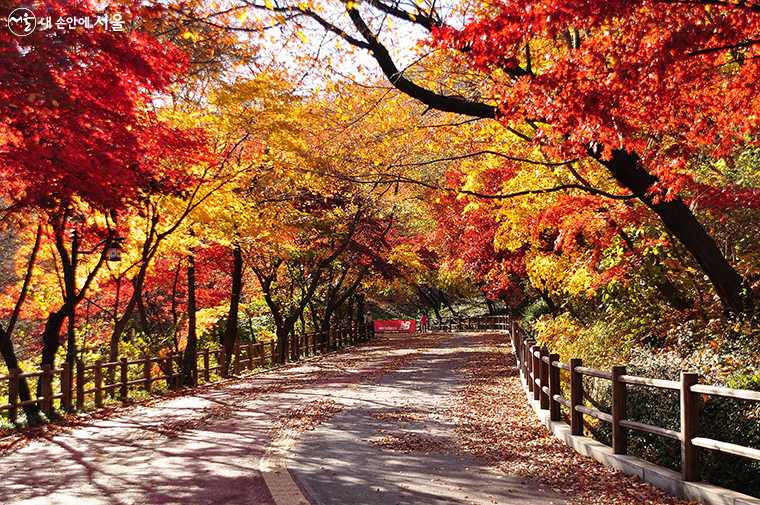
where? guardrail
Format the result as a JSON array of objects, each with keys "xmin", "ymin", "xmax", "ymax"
[
  {"xmin": 508, "ymin": 317, "xmax": 760, "ymax": 484},
  {"xmin": 0, "ymin": 323, "xmax": 373, "ymax": 422}
]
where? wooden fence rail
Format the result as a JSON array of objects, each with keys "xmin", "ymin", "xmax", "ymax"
[
  {"xmin": 507, "ymin": 315, "xmax": 760, "ymax": 483},
  {"xmin": 0, "ymin": 323, "xmax": 373, "ymax": 422},
  {"xmin": 428, "ymin": 315, "xmax": 510, "ymax": 332}
]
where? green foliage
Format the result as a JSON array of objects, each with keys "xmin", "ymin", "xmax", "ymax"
[{"xmin": 581, "ymin": 347, "xmax": 760, "ymax": 498}]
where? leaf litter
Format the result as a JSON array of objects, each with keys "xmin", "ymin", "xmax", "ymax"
[{"xmin": 450, "ymin": 334, "xmax": 690, "ymax": 505}]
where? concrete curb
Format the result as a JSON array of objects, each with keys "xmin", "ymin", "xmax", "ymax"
[{"xmin": 518, "ymin": 371, "xmax": 760, "ymax": 505}]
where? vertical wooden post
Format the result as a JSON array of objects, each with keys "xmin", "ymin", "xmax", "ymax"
[
  {"xmin": 193, "ymin": 350, "xmax": 198, "ymax": 385},
  {"xmin": 76, "ymin": 361, "xmax": 85, "ymax": 412},
  {"xmin": 219, "ymin": 347, "xmax": 227, "ymax": 377},
  {"xmin": 531, "ymin": 346, "xmax": 541, "ymax": 401},
  {"xmin": 549, "ymin": 353, "xmax": 561, "ymax": 422},
  {"xmin": 8, "ymin": 368, "xmax": 19, "ymax": 423},
  {"xmin": 177, "ymin": 351, "xmax": 184, "ymax": 389},
  {"xmin": 611, "ymin": 365, "xmax": 628, "ymax": 455},
  {"xmin": 203, "ymin": 350, "xmax": 210, "ymax": 382},
  {"xmin": 61, "ymin": 362, "xmax": 71, "ymax": 414},
  {"xmin": 42, "ymin": 364, "xmax": 52, "ymax": 414},
  {"xmin": 247, "ymin": 343, "xmax": 254, "ymax": 371},
  {"xmin": 234, "ymin": 342, "xmax": 240, "ymax": 375},
  {"xmin": 144, "ymin": 356, "xmax": 152, "ymax": 394},
  {"xmin": 523, "ymin": 337, "xmax": 532, "ymax": 384},
  {"xmin": 94, "ymin": 359, "xmax": 103, "ymax": 408},
  {"xmin": 539, "ymin": 348, "xmax": 550, "ymax": 410},
  {"xmin": 120, "ymin": 358, "xmax": 128, "ymax": 401},
  {"xmin": 516, "ymin": 330, "xmax": 523, "ymax": 366},
  {"xmin": 570, "ymin": 358, "xmax": 583, "ymax": 436},
  {"xmin": 525, "ymin": 342, "xmax": 534, "ymax": 392},
  {"xmin": 681, "ymin": 372, "xmax": 701, "ymax": 481}
]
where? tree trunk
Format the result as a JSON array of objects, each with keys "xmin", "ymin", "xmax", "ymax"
[
  {"xmin": 1, "ymin": 224, "xmax": 41, "ymax": 416},
  {"xmin": 0, "ymin": 327, "xmax": 35, "ymax": 417},
  {"xmin": 485, "ymin": 295, "xmax": 496, "ymax": 315},
  {"xmin": 183, "ymin": 250, "xmax": 197, "ymax": 386},
  {"xmin": 598, "ymin": 149, "xmax": 751, "ymax": 315},
  {"xmin": 356, "ymin": 293, "xmax": 365, "ymax": 327},
  {"xmin": 223, "ymin": 242, "xmax": 243, "ymax": 376}
]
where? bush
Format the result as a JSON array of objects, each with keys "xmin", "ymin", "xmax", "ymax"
[{"xmin": 584, "ymin": 349, "xmax": 760, "ymax": 498}]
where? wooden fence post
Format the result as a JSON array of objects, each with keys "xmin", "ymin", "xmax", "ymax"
[
  {"xmin": 203, "ymin": 350, "xmax": 210, "ymax": 382},
  {"xmin": 233, "ymin": 342, "xmax": 240, "ymax": 375},
  {"xmin": 524, "ymin": 339, "xmax": 534, "ymax": 392},
  {"xmin": 94, "ymin": 360, "xmax": 103, "ymax": 408},
  {"xmin": 256, "ymin": 343, "xmax": 264, "ymax": 366},
  {"xmin": 76, "ymin": 361, "xmax": 85, "ymax": 412},
  {"xmin": 219, "ymin": 347, "xmax": 227, "ymax": 377},
  {"xmin": 549, "ymin": 353, "xmax": 561, "ymax": 422},
  {"xmin": 144, "ymin": 356, "xmax": 152, "ymax": 394},
  {"xmin": 531, "ymin": 346, "xmax": 541, "ymax": 401},
  {"xmin": 61, "ymin": 362, "xmax": 71, "ymax": 413},
  {"xmin": 523, "ymin": 337, "xmax": 533, "ymax": 384},
  {"xmin": 611, "ymin": 365, "xmax": 627, "ymax": 455},
  {"xmin": 176, "ymin": 351, "xmax": 184, "ymax": 389},
  {"xmin": 247, "ymin": 343, "xmax": 254, "ymax": 371},
  {"xmin": 681, "ymin": 372, "xmax": 700, "ymax": 481},
  {"xmin": 8, "ymin": 368, "xmax": 18, "ymax": 423},
  {"xmin": 570, "ymin": 358, "xmax": 583, "ymax": 436},
  {"xmin": 120, "ymin": 357, "xmax": 128, "ymax": 401},
  {"xmin": 41, "ymin": 364, "xmax": 52, "ymax": 414},
  {"xmin": 539, "ymin": 348, "xmax": 550, "ymax": 410}
]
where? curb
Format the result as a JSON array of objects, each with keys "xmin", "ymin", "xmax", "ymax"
[{"xmin": 261, "ymin": 432, "xmax": 310, "ymax": 505}]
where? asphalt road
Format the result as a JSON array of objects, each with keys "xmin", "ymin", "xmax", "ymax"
[{"xmin": 0, "ymin": 333, "xmax": 565, "ymax": 505}]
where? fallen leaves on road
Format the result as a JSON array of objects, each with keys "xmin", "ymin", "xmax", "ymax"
[
  {"xmin": 370, "ymin": 408, "xmax": 428, "ymax": 423},
  {"xmin": 273, "ymin": 399, "xmax": 343, "ymax": 434},
  {"xmin": 450, "ymin": 334, "xmax": 690, "ymax": 505},
  {"xmin": 370, "ymin": 433, "xmax": 451, "ymax": 453}
]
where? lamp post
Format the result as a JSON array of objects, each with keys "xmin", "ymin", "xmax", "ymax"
[{"xmin": 66, "ymin": 232, "xmax": 125, "ymax": 411}]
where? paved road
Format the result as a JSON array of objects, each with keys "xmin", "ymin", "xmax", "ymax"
[
  {"xmin": 288, "ymin": 333, "xmax": 565, "ymax": 505},
  {"xmin": 0, "ymin": 333, "xmax": 565, "ymax": 505}
]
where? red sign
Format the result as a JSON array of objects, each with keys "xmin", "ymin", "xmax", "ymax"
[{"xmin": 374, "ymin": 320, "xmax": 417, "ymax": 332}]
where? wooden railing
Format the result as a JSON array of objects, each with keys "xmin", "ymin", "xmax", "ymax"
[
  {"xmin": 0, "ymin": 323, "xmax": 374, "ymax": 422},
  {"xmin": 508, "ymin": 316, "xmax": 760, "ymax": 483},
  {"xmin": 428, "ymin": 315, "xmax": 510, "ymax": 332}
]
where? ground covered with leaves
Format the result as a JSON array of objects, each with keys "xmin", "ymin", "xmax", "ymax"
[{"xmin": 450, "ymin": 333, "xmax": 691, "ymax": 505}]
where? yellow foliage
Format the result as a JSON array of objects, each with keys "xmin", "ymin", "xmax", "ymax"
[
  {"xmin": 533, "ymin": 313, "xmax": 633, "ymax": 367},
  {"xmin": 387, "ymin": 243, "xmax": 425, "ymax": 272},
  {"xmin": 524, "ymin": 250, "xmax": 595, "ymax": 297}
]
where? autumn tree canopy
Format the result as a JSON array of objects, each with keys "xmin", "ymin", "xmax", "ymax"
[{"xmin": 232, "ymin": 0, "xmax": 760, "ymax": 319}]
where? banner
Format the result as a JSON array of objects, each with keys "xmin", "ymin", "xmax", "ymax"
[{"xmin": 374, "ymin": 320, "xmax": 416, "ymax": 332}]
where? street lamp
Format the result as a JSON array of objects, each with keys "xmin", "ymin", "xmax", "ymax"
[{"xmin": 107, "ymin": 238, "xmax": 124, "ymax": 262}]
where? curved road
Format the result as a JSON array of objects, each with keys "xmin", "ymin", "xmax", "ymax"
[{"xmin": 0, "ymin": 333, "xmax": 564, "ymax": 505}]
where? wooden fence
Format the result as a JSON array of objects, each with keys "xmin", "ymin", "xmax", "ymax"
[
  {"xmin": 0, "ymin": 323, "xmax": 373, "ymax": 422},
  {"xmin": 429, "ymin": 315, "xmax": 510, "ymax": 332},
  {"xmin": 508, "ymin": 316, "xmax": 760, "ymax": 483}
]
